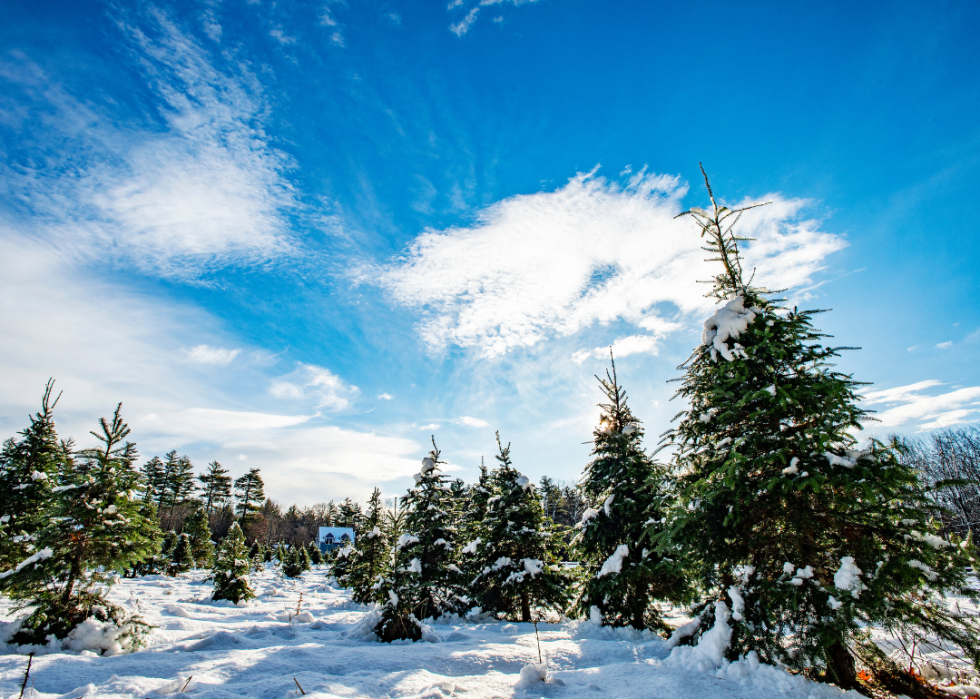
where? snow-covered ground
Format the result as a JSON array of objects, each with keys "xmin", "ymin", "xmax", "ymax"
[{"xmin": 0, "ymin": 566, "xmax": 955, "ymax": 699}]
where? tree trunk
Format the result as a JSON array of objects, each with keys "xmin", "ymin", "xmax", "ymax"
[
  {"xmin": 825, "ymin": 640, "xmax": 857, "ymax": 688},
  {"xmin": 521, "ymin": 591, "xmax": 531, "ymax": 623}
]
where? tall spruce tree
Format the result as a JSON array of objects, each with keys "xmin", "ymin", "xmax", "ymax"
[
  {"xmin": 199, "ymin": 461, "xmax": 232, "ymax": 517},
  {"xmin": 348, "ymin": 488, "xmax": 388, "ymax": 604},
  {"xmin": 139, "ymin": 455, "xmax": 164, "ymax": 507},
  {"xmin": 234, "ymin": 468, "xmax": 265, "ymax": 526},
  {"xmin": 574, "ymin": 356, "xmax": 680, "ymax": 630},
  {"xmin": 158, "ymin": 451, "xmax": 196, "ymax": 530},
  {"xmin": 467, "ymin": 433, "xmax": 569, "ymax": 621},
  {"xmin": 656, "ymin": 168, "xmax": 980, "ymax": 688},
  {"xmin": 339, "ymin": 498, "xmax": 363, "ymax": 532},
  {"xmin": 3, "ymin": 404, "xmax": 159, "ymax": 647},
  {"xmin": 212, "ymin": 522, "xmax": 255, "ymax": 604},
  {"xmin": 374, "ymin": 439, "xmax": 462, "ymax": 641},
  {"xmin": 0, "ymin": 380, "xmax": 64, "ymax": 572}
]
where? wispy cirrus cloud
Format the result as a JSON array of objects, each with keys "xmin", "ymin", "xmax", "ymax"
[
  {"xmin": 862, "ymin": 380, "xmax": 980, "ymax": 430},
  {"xmin": 373, "ymin": 169, "xmax": 845, "ymax": 358},
  {"xmin": 268, "ymin": 363, "xmax": 361, "ymax": 412},
  {"xmin": 0, "ymin": 8, "xmax": 296, "ymax": 278},
  {"xmin": 448, "ymin": 0, "xmax": 539, "ymax": 36},
  {"xmin": 185, "ymin": 345, "xmax": 241, "ymax": 366}
]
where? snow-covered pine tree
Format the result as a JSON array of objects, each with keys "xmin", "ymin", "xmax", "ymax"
[
  {"xmin": 183, "ymin": 507, "xmax": 215, "ymax": 568},
  {"xmin": 573, "ymin": 356, "xmax": 681, "ymax": 631},
  {"xmin": 331, "ymin": 544, "xmax": 356, "ymax": 587},
  {"xmin": 3, "ymin": 404, "xmax": 158, "ymax": 647},
  {"xmin": 339, "ymin": 498, "xmax": 363, "ymax": 532},
  {"xmin": 459, "ymin": 459, "xmax": 492, "ymax": 587},
  {"xmin": 467, "ymin": 433, "xmax": 570, "ymax": 621},
  {"xmin": 168, "ymin": 533, "xmax": 194, "ymax": 576},
  {"xmin": 139, "ymin": 455, "xmax": 164, "ymax": 506},
  {"xmin": 0, "ymin": 380, "xmax": 64, "ymax": 573},
  {"xmin": 657, "ymin": 167, "xmax": 980, "ymax": 687},
  {"xmin": 399, "ymin": 438, "xmax": 464, "ymax": 619},
  {"xmin": 298, "ymin": 543, "xmax": 312, "ymax": 572},
  {"xmin": 212, "ymin": 522, "xmax": 255, "ymax": 604},
  {"xmin": 349, "ymin": 487, "xmax": 389, "ymax": 604},
  {"xmin": 373, "ymin": 439, "xmax": 462, "ymax": 641}
]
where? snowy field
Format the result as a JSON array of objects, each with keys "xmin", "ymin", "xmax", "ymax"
[{"xmin": 0, "ymin": 566, "xmax": 884, "ymax": 699}]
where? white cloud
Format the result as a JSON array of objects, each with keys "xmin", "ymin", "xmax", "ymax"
[
  {"xmin": 450, "ymin": 8, "xmax": 480, "ymax": 36},
  {"xmin": 454, "ymin": 416, "xmax": 490, "ymax": 428},
  {"xmin": 862, "ymin": 381, "xmax": 980, "ymax": 431},
  {"xmin": 378, "ymin": 393, "xmax": 394, "ymax": 400},
  {"xmin": 936, "ymin": 341, "xmax": 953, "ymax": 349},
  {"xmin": 268, "ymin": 363, "xmax": 360, "ymax": 411},
  {"xmin": 185, "ymin": 344, "xmax": 241, "ymax": 366},
  {"xmin": 0, "ymin": 9, "xmax": 296, "ymax": 278},
  {"xmin": 0, "ymin": 235, "xmax": 418, "ymax": 506},
  {"xmin": 417, "ymin": 423, "xmax": 441, "ymax": 431},
  {"xmin": 572, "ymin": 334, "xmax": 666, "ymax": 364},
  {"xmin": 375, "ymin": 169, "xmax": 844, "ymax": 357}
]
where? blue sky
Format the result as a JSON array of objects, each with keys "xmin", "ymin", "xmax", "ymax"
[{"xmin": 2, "ymin": 0, "xmax": 979, "ymax": 506}]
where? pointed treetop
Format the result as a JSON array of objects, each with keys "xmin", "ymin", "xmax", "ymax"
[{"xmin": 675, "ymin": 163, "xmax": 770, "ymax": 300}]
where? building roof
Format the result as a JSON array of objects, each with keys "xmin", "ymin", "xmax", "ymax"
[{"xmin": 318, "ymin": 526, "xmax": 355, "ymax": 542}]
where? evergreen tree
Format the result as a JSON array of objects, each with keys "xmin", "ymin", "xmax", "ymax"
[
  {"xmin": 373, "ymin": 531, "xmax": 423, "ymax": 643},
  {"xmin": 168, "ymin": 533, "xmax": 194, "ymax": 576},
  {"xmin": 139, "ymin": 455, "xmax": 164, "ymax": 507},
  {"xmin": 308, "ymin": 541, "xmax": 323, "ymax": 566},
  {"xmin": 331, "ymin": 544, "xmax": 356, "ymax": 586},
  {"xmin": 348, "ymin": 488, "xmax": 389, "ymax": 604},
  {"xmin": 467, "ymin": 433, "xmax": 570, "ymax": 621},
  {"xmin": 234, "ymin": 468, "xmax": 265, "ymax": 526},
  {"xmin": 199, "ymin": 461, "xmax": 232, "ymax": 517},
  {"xmin": 282, "ymin": 546, "xmax": 304, "ymax": 578},
  {"xmin": 299, "ymin": 543, "xmax": 312, "ymax": 572},
  {"xmin": 248, "ymin": 541, "xmax": 261, "ymax": 560},
  {"xmin": 0, "ymin": 380, "xmax": 64, "ymax": 572},
  {"xmin": 459, "ymin": 460, "xmax": 492, "ymax": 585},
  {"xmin": 384, "ymin": 438, "xmax": 463, "ymax": 621},
  {"xmin": 3, "ymin": 404, "xmax": 158, "ymax": 647},
  {"xmin": 326, "ymin": 500, "xmax": 339, "ymax": 526},
  {"xmin": 212, "ymin": 522, "xmax": 255, "ymax": 604},
  {"xmin": 339, "ymin": 498, "xmax": 363, "ymax": 532},
  {"xmin": 656, "ymin": 169, "xmax": 980, "ymax": 687},
  {"xmin": 183, "ymin": 507, "xmax": 215, "ymax": 568},
  {"xmin": 158, "ymin": 451, "xmax": 196, "ymax": 530},
  {"xmin": 573, "ymin": 355, "xmax": 681, "ymax": 631}
]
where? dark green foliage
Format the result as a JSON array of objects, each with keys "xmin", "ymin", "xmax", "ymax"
[
  {"xmin": 183, "ymin": 507, "xmax": 215, "ymax": 568},
  {"xmin": 168, "ymin": 533, "xmax": 194, "ymax": 576},
  {"xmin": 331, "ymin": 544, "xmax": 355, "ymax": 586},
  {"xmin": 298, "ymin": 543, "xmax": 312, "ymax": 572},
  {"xmin": 248, "ymin": 541, "xmax": 261, "ymax": 560},
  {"xmin": 308, "ymin": 541, "xmax": 323, "ymax": 565},
  {"xmin": 338, "ymin": 498, "xmax": 363, "ymax": 532},
  {"xmin": 212, "ymin": 522, "xmax": 255, "ymax": 604},
  {"xmin": 374, "ymin": 438, "xmax": 463, "ymax": 642},
  {"xmin": 349, "ymin": 488, "xmax": 389, "ymax": 604},
  {"xmin": 263, "ymin": 546, "xmax": 274, "ymax": 563},
  {"xmin": 0, "ymin": 380, "xmax": 63, "ymax": 573},
  {"xmin": 467, "ymin": 433, "xmax": 570, "ymax": 621},
  {"xmin": 139, "ymin": 456, "xmax": 164, "ymax": 506},
  {"xmin": 199, "ymin": 461, "xmax": 232, "ymax": 517},
  {"xmin": 282, "ymin": 546, "xmax": 304, "ymax": 578},
  {"xmin": 657, "ymin": 171, "xmax": 980, "ymax": 685},
  {"xmin": 4, "ymin": 404, "xmax": 158, "ymax": 648},
  {"xmin": 234, "ymin": 469, "xmax": 265, "ymax": 526},
  {"xmin": 157, "ymin": 450, "xmax": 196, "ymax": 530},
  {"xmin": 575, "ymin": 358, "xmax": 682, "ymax": 631}
]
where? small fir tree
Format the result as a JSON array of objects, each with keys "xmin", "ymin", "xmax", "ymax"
[
  {"xmin": 212, "ymin": 522, "xmax": 255, "ymax": 604},
  {"xmin": 248, "ymin": 541, "xmax": 262, "ymax": 560},
  {"xmin": 308, "ymin": 541, "xmax": 324, "ymax": 566},
  {"xmin": 298, "ymin": 543, "xmax": 312, "ymax": 572},
  {"xmin": 139, "ymin": 455, "xmax": 164, "ymax": 506},
  {"xmin": 331, "ymin": 544, "xmax": 356, "ymax": 586},
  {"xmin": 3, "ymin": 404, "xmax": 158, "ymax": 647},
  {"xmin": 468, "ymin": 433, "xmax": 570, "ymax": 621},
  {"xmin": 656, "ymin": 168, "xmax": 980, "ymax": 687},
  {"xmin": 574, "ymin": 356, "xmax": 682, "ymax": 630},
  {"xmin": 282, "ymin": 546, "xmax": 304, "ymax": 578},
  {"xmin": 168, "ymin": 533, "xmax": 194, "ymax": 576},
  {"xmin": 183, "ymin": 507, "xmax": 215, "ymax": 568},
  {"xmin": 373, "ymin": 530, "xmax": 424, "ymax": 643},
  {"xmin": 0, "ymin": 380, "xmax": 63, "ymax": 573},
  {"xmin": 349, "ymin": 488, "xmax": 389, "ymax": 604},
  {"xmin": 459, "ymin": 460, "xmax": 492, "ymax": 586}
]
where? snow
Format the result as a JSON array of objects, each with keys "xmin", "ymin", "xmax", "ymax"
[
  {"xmin": 597, "ymin": 544, "xmax": 629, "ymax": 578},
  {"xmin": 397, "ymin": 533, "xmax": 419, "ymax": 550},
  {"xmin": 911, "ymin": 531, "xmax": 950, "ymax": 548},
  {"xmin": 833, "ymin": 557, "xmax": 864, "ymax": 598},
  {"xmin": 602, "ymin": 494, "xmax": 615, "ymax": 516},
  {"xmin": 366, "ymin": 526, "xmax": 383, "ymax": 539},
  {"xmin": 622, "ymin": 424, "xmax": 637, "ymax": 435},
  {"xmin": 578, "ymin": 507, "xmax": 599, "ymax": 527},
  {"xmin": 515, "ymin": 475, "xmax": 530, "ymax": 490},
  {"xmin": 0, "ymin": 568, "xmax": 932, "ymax": 699},
  {"xmin": 0, "ymin": 547, "xmax": 52, "ymax": 580},
  {"xmin": 461, "ymin": 538, "xmax": 480, "ymax": 555},
  {"xmin": 907, "ymin": 559, "xmax": 939, "ymax": 581},
  {"xmin": 782, "ymin": 457, "xmax": 800, "ymax": 476},
  {"xmin": 701, "ymin": 296, "xmax": 758, "ymax": 362}
]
